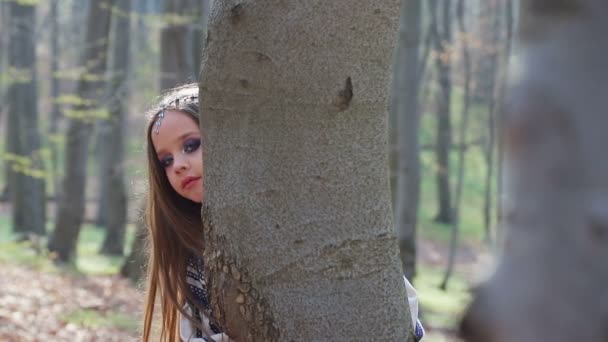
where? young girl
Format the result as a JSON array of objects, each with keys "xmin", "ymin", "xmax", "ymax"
[
  {"xmin": 141, "ymin": 84, "xmax": 424, "ymax": 341},
  {"xmin": 142, "ymin": 84, "xmax": 230, "ymax": 342}
]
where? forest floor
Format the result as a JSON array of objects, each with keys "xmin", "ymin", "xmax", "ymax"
[
  {"xmin": 416, "ymin": 237, "xmax": 494, "ymax": 342},
  {"xmin": 0, "ymin": 264, "xmax": 142, "ymax": 342},
  {"xmin": 0, "ymin": 204, "xmax": 490, "ymax": 342},
  {"xmin": 0, "ymin": 237, "xmax": 489, "ymax": 342}
]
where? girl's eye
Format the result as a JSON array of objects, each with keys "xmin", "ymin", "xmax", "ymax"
[
  {"xmin": 183, "ymin": 138, "xmax": 201, "ymax": 154},
  {"xmin": 160, "ymin": 155, "xmax": 174, "ymax": 168}
]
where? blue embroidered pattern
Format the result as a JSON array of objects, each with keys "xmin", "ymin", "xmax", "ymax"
[
  {"xmin": 414, "ymin": 319, "xmax": 425, "ymax": 341},
  {"xmin": 186, "ymin": 256, "xmax": 222, "ymax": 340}
]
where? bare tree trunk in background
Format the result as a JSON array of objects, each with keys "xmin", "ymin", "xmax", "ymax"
[
  {"xmin": 94, "ymin": 174, "xmax": 108, "ymax": 227},
  {"xmin": 200, "ymin": 1, "xmax": 413, "ymax": 340},
  {"xmin": 191, "ymin": 0, "xmax": 209, "ymax": 77},
  {"xmin": 440, "ymin": 0, "xmax": 472, "ymax": 291},
  {"xmin": 417, "ymin": 18, "xmax": 433, "ymax": 108},
  {"xmin": 495, "ymin": 0, "xmax": 515, "ymax": 246},
  {"xmin": 121, "ymin": 201, "xmax": 147, "ymax": 283},
  {"xmin": 461, "ymin": 1, "xmax": 608, "ymax": 341},
  {"xmin": 7, "ymin": 2, "xmax": 46, "ymax": 236},
  {"xmin": 481, "ymin": 0, "xmax": 502, "ymax": 246},
  {"xmin": 0, "ymin": 0, "xmax": 6, "ymax": 118},
  {"xmin": 0, "ymin": 1, "xmax": 9, "ymax": 201},
  {"xmin": 48, "ymin": 0, "xmax": 62, "ymax": 202},
  {"xmin": 160, "ymin": 0, "xmax": 202, "ymax": 90},
  {"xmin": 99, "ymin": 0, "xmax": 131, "ymax": 256},
  {"xmin": 430, "ymin": 0, "xmax": 454, "ymax": 224},
  {"xmin": 417, "ymin": 21, "xmax": 434, "ymax": 131},
  {"xmin": 391, "ymin": 0, "xmax": 423, "ymax": 281},
  {"xmin": 48, "ymin": 0, "xmax": 113, "ymax": 263}
]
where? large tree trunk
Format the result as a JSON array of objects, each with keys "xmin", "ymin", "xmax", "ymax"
[
  {"xmin": 461, "ymin": 1, "xmax": 608, "ymax": 341},
  {"xmin": 431, "ymin": 0, "xmax": 454, "ymax": 224},
  {"xmin": 159, "ymin": 0, "xmax": 202, "ymax": 90},
  {"xmin": 99, "ymin": 0, "xmax": 131, "ymax": 256},
  {"xmin": 199, "ymin": 1, "xmax": 412, "ymax": 341},
  {"xmin": 391, "ymin": 0, "xmax": 423, "ymax": 281},
  {"xmin": 7, "ymin": 2, "xmax": 46, "ymax": 236},
  {"xmin": 48, "ymin": 0, "xmax": 113, "ymax": 263}
]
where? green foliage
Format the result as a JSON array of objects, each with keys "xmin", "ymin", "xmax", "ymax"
[
  {"xmin": 53, "ymin": 67, "xmax": 87, "ymax": 81},
  {"xmin": 53, "ymin": 94, "xmax": 95, "ymax": 106},
  {"xmin": 0, "ymin": 67, "xmax": 33, "ymax": 86},
  {"xmin": 1, "ymin": 150, "xmax": 49, "ymax": 179},
  {"xmin": 1, "ymin": 0, "xmax": 40, "ymax": 5},
  {"xmin": 64, "ymin": 107, "xmax": 110, "ymax": 121}
]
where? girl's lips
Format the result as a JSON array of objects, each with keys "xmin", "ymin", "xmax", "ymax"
[{"xmin": 181, "ymin": 176, "xmax": 201, "ymax": 189}]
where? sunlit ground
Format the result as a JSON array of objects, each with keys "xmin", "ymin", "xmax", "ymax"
[{"xmin": 0, "ymin": 206, "xmax": 495, "ymax": 341}]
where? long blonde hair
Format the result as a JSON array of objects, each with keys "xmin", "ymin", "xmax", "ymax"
[{"xmin": 142, "ymin": 84, "xmax": 205, "ymax": 342}]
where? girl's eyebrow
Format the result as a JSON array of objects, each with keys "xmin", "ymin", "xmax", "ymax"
[
  {"xmin": 155, "ymin": 131, "xmax": 200, "ymax": 158},
  {"xmin": 175, "ymin": 131, "xmax": 200, "ymax": 142}
]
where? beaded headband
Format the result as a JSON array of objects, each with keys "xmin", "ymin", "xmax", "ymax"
[{"xmin": 154, "ymin": 94, "xmax": 198, "ymax": 135}]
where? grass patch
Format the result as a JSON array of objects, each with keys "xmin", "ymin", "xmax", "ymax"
[
  {"xmin": 76, "ymin": 224, "xmax": 136, "ymax": 275},
  {"xmin": 61, "ymin": 308, "xmax": 139, "ymax": 332},
  {"xmin": 417, "ymin": 133, "xmax": 496, "ymax": 243},
  {"xmin": 416, "ymin": 265, "xmax": 472, "ymax": 331},
  {"xmin": 0, "ymin": 214, "xmax": 135, "ymax": 276},
  {"xmin": 0, "ymin": 240, "xmax": 56, "ymax": 272}
]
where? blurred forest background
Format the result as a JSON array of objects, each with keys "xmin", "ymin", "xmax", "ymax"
[{"xmin": 0, "ymin": 0, "xmax": 517, "ymax": 341}]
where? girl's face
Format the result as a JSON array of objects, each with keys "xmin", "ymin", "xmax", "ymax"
[{"xmin": 151, "ymin": 110, "xmax": 204, "ymax": 203}]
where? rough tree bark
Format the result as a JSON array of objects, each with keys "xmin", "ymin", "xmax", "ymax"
[
  {"xmin": 199, "ymin": 1, "xmax": 413, "ymax": 341},
  {"xmin": 48, "ymin": 0, "xmax": 113, "ymax": 262},
  {"xmin": 99, "ymin": 0, "xmax": 131, "ymax": 256},
  {"xmin": 461, "ymin": 1, "xmax": 608, "ymax": 341},
  {"xmin": 430, "ymin": 0, "xmax": 454, "ymax": 224},
  {"xmin": 391, "ymin": 0, "xmax": 423, "ymax": 281},
  {"xmin": 7, "ymin": 1, "xmax": 46, "ymax": 236}
]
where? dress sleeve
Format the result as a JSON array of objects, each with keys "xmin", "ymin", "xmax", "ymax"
[
  {"xmin": 403, "ymin": 276, "xmax": 425, "ymax": 341},
  {"xmin": 179, "ymin": 303, "xmax": 233, "ymax": 342}
]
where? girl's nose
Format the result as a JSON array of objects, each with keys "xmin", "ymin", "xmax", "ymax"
[{"xmin": 173, "ymin": 156, "xmax": 190, "ymax": 173}]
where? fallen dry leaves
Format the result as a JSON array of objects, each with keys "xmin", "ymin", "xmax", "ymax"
[{"xmin": 0, "ymin": 264, "xmax": 144, "ymax": 342}]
